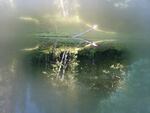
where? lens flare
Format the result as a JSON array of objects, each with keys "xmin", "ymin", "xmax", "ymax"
[
  {"xmin": 55, "ymin": 0, "xmax": 79, "ymax": 17},
  {"xmin": 59, "ymin": 0, "xmax": 68, "ymax": 17},
  {"xmin": 9, "ymin": 0, "xmax": 14, "ymax": 8},
  {"xmin": 93, "ymin": 25, "xmax": 98, "ymax": 30},
  {"xmin": 86, "ymin": 23, "xmax": 116, "ymax": 34}
]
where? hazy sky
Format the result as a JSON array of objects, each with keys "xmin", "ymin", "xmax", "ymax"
[
  {"xmin": 0, "ymin": 0, "xmax": 150, "ymax": 33},
  {"xmin": 79, "ymin": 0, "xmax": 150, "ymax": 33}
]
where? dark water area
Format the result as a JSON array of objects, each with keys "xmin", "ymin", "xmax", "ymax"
[
  {"xmin": 0, "ymin": 49, "xmax": 127, "ymax": 113},
  {"xmin": 1, "ymin": 45, "xmax": 150, "ymax": 113}
]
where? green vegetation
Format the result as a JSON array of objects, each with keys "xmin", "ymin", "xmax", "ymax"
[{"xmin": 22, "ymin": 35, "xmax": 130, "ymax": 92}]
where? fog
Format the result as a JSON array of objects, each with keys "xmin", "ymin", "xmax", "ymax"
[
  {"xmin": 0, "ymin": 0, "xmax": 150, "ymax": 62},
  {"xmin": 0, "ymin": 1, "xmax": 150, "ymax": 113},
  {"xmin": 1, "ymin": 0, "xmax": 150, "ymax": 32},
  {"xmin": 80, "ymin": 0, "xmax": 150, "ymax": 33}
]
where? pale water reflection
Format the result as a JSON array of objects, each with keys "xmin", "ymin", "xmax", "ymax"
[
  {"xmin": 97, "ymin": 59, "xmax": 150, "ymax": 113},
  {"xmin": 1, "ymin": 52, "xmax": 150, "ymax": 113}
]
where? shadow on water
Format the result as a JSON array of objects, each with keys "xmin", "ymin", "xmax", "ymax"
[
  {"xmin": 1, "ymin": 39, "xmax": 148, "ymax": 113},
  {"xmin": 9, "ymin": 46, "xmax": 130, "ymax": 113}
]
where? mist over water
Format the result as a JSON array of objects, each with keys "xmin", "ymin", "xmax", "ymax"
[
  {"xmin": 80, "ymin": 0, "xmax": 150, "ymax": 33},
  {"xmin": 98, "ymin": 59, "xmax": 150, "ymax": 113},
  {"xmin": 1, "ymin": 0, "xmax": 150, "ymax": 50},
  {"xmin": 0, "ymin": 0, "xmax": 150, "ymax": 113}
]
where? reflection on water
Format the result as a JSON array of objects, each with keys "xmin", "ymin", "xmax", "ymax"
[
  {"xmin": 0, "ymin": 0, "xmax": 150, "ymax": 113},
  {"xmin": 98, "ymin": 59, "xmax": 150, "ymax": 113},
  {"xmin": 0, "ymin": 50, "xmax": 127, "ymax": 113},
  {"xmin": 1, "ymin": 55, "xmax": 150, "ymax": 113},
  {"xmin": 12, "ymin": 62, "xmax": 103, "ymax": 113}
]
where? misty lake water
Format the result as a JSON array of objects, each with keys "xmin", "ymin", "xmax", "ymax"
[
  {"xmin": 0, "ymin": 0, "xmax": 150, "ymax": 113},
  {"xmin": 0, "ymin": 43, "xmax": 150, "ymax": 113}
]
